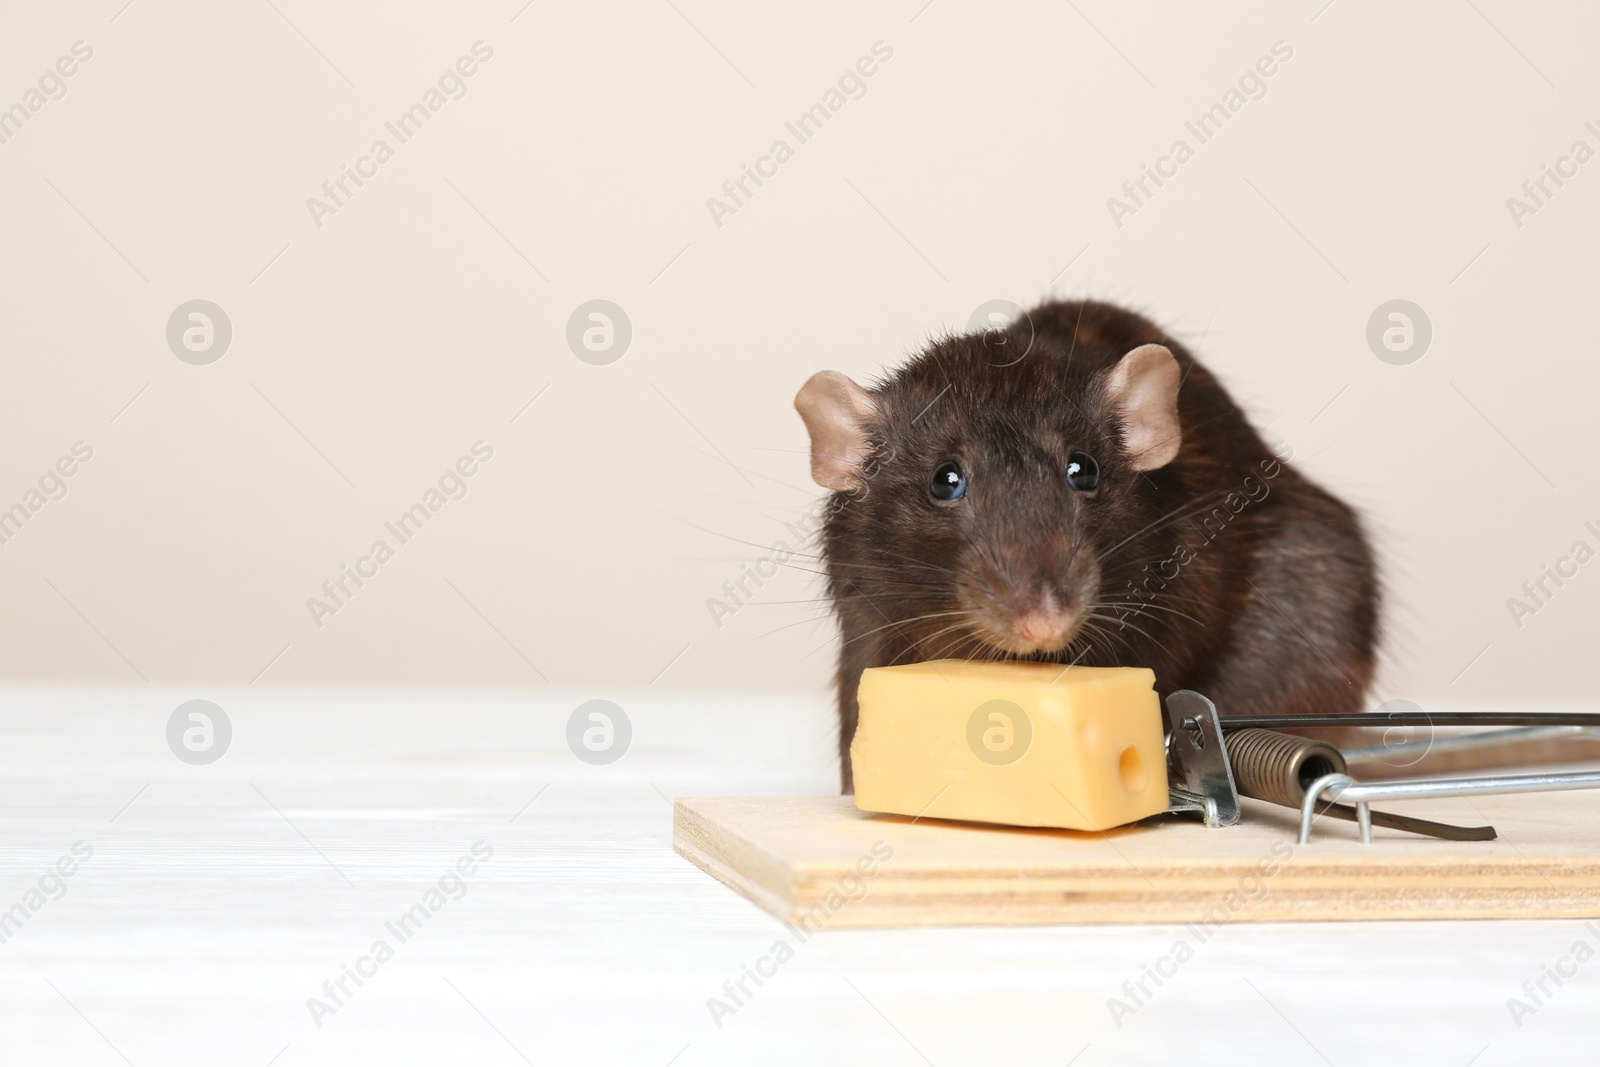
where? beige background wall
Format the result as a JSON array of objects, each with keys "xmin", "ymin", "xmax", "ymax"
[{"xmin": 1, "ymin": 0, "xmax": 1595, "ymax": 705}]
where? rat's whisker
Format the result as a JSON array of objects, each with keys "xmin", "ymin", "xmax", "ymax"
[
  {"xmin": 863, "ymin": 550, "xmax": 959, "ymax": 576},
  {"xmin": 928, "ymin": 627, "xmax": 990, "ymax": 664},
  {"xmin": 1092, "ymin": 599, "xmax": 1202, "ymax": 626},
  {"xmin": 829, "ymin": 609, "xmax": 972, "ymax": 653},
  {"xmin": 741, "ymin": 614, "xmax": 840, "ymax": 645},
  {"xmin": 1084, "ymin": 611, "xmax": 1176, "ymax": 661},
  {"xmin": 917, "ymin": 620, "xmax": 985, "ymax": 659}
]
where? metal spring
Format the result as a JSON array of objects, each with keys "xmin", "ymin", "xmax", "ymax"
[{"xmin": 1225, "ymin": 728, "xmax": 1348, "ymax": 808}]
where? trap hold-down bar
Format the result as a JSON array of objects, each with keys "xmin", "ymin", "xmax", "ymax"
[
  {"xmin": 1163, "ymin": 693, "xmax": 1600, "ymax": 843},
  {"xmin": 1216, "ymin": 711, "xmax": 1600, "ymax": 729}
]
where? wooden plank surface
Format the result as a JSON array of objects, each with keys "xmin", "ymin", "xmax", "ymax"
[{"xmin": 674, "ymin": 793, "xmax": 1600, "ymax": 926}]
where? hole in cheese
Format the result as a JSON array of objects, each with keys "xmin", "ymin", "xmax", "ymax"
[{"xmin": 1118, "ymin": 744, "xmax": 1147, "ymax": 794}]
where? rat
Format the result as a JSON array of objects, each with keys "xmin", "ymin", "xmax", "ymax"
[{"xmin": 795, "ymin": 299, "xmax": 1379, "ymax": 793}]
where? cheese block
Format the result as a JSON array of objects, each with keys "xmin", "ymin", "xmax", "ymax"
[{"xmin": 850, "ymin": 660, "xmax": 1168, "ymax": 831}]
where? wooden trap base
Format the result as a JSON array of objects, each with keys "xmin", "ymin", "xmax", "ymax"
[{"xmin": 673, "ymin": 793, "xmax": 1600, "ymax": 926}]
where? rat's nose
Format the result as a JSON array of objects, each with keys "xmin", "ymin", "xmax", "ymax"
[{"xmin": 1014, "ymin": 596, "xmax": 1075, "ymax": 647}]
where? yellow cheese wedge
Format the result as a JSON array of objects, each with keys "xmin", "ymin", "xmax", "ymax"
[{"xmin": 850, "ymin": 660, "xmax": 1168, "ymax": 831}]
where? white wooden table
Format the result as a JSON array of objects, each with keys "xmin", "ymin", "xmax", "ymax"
[{"xmin": 0, "ymin": 686, "xmax": 1591, "ymax": 1066}]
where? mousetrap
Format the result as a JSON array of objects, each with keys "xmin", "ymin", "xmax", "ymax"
[
  {"xmin": 674, "ymin": 691, "xmax": 1600, "ymax": 926},
  {"xmin": 1161, "ymin": 690, "xmax": 1600, "ymax": 843}
]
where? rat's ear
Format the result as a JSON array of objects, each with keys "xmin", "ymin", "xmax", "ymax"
[
  {"xmin": 795, "ymin": 370, "xmax": 878, "ymax": 492},
  {"xmin": 1103, "ymin": 343, "xmax": 1182, "ymax": 471}
]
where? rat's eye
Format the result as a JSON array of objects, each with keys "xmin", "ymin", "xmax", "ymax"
[
  {"xmin": 1066, "ymin": 451, "xmax": 1099, "ymax": 493},
  {"xmin": 929, "ymin": 461, "xmax": 967, "ymax": 503}
]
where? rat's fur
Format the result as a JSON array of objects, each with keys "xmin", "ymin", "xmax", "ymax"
[{"xmin": 805, "ymin": 300, "xmax": 1379, "ymax": 793}]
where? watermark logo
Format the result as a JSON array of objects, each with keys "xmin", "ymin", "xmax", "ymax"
[
  {"xmin": 0, "ymin": 440, "xmax": 93, "ymax": 548},
  {"xmin": 167, "ymin": 700, "xmax": 231, "ymax": 765},
  {"xmin": 0, "ymin": 40, "xmax": 94, "ymax": 148},
  {"xmin": 306, "ymin": 441, "xmax": 495, "ymax": 629},
  {"xmin": 166, "ymin": 300, "xmax": 232, "ymax": 365},
  {"xmin": 1106, "ymin": 40, "xmax": 1294, "ymax": 228},
  {"xmin": 1506, "ymin": 121, "xmax": 1600, "ymax": 230},
  {"xmin": 705, "ymin": 839, "xmax": 893, "ymax": 1028},
  {"xmin": 1507, "ymin": 520, "xmax": 1600, "ymax": 630},
  {"xmin": 706, "ymin": 498, "xmax": 826, "ymax": 630},
  {"xmin": 1107, "ymin": 838, "xmax": 1294, "ymax": 1027},
  {"xmin": 1365, "ymin": 299, "xmax": 1430, "ymax": 365},
  {"xmin": 305, "ymin": 41, "xmax": 494, "ymax": 229},
  {"xmin": 567, "ymin": 699, "xmax": 631, "ymax": 765},
  {"xmin": 0, "ymin": 841, "xmax": 93, "ymax": 947},
  {"xmin": 966, "ymin": 699, "xmax": 1031, "ymax": 766},
  {"xmin": 306, "ymin": 841, "xmax": 494, "ymax": 1028},
  {"xmin": 566, "ymin": 300, "xmax": 632, "ymax": 365},
  {"xmin": 1113, "ymin": 449, "xmax": 1288, "ymax": 628},
  {"xmin": 967, "ymin": 299, "xmax": 1034, "ymax": 366},
  {"xmin": 1506, "ymin": 920, "xmax": 1600, "ymax": 1028},
  {"xmin": 1368, "ymin": 698, "xmax": 1432, "ymax": 769},
  {"xmin": 704, "ymin": 41, "xmax": 894, "ymax": 230}
]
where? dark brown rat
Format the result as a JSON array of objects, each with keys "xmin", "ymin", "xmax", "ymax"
[{"xmin": 795, "ymin": 299, "xmax": 1379, "ymax": 793}]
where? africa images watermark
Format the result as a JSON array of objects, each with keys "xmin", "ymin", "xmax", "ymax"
[
  {"xmin": 704, "ymin": 498, "xmax": 828, "ymax": 629},
  {"xmin": 0, "ymin": 40, "xmax": 94, "ymax": 147},
  {"xmin": 305, "ymin": 41, "xmax": 494, "ymax": 229},
  {"xmin": 0, "ymin": 440, "xmax": 95, "ymax": 548},
  {"xmin": 1505, "ymin": 517, "xmax": 1600, "ymax": 630},
  {"xmin": 1505, "ymin": 120, "xmax": 1600, "ymax": 230},
  {"xmin": 1111, "ymin": 443, "xmax": 1292, "ymax": 631},
  {"xmin": 306, "ymin": 841, "xmax": 494, "ymax": 1028},
  {"xmin": 1106, "ymin": 39, "xmax": 1294, "ymax": 228},
  {"xmin": 0, "ymin": 841, "xmax": 94, "ymax": 948},
  {"xmin": 703, "ymin": 448, "xmax": 898, "ymax": 630},
  {"xmin": 1106, "ymin": 838, "xmax": 1295, "ymax": 1027},
  {"xmin": 1505, "ymin": 920, "xmax": 1600, "ymax": 1028},
  {"xmin": 705, "ymin": 839, "xmax": 894, "ymax": 1028},
  {"xmin": 306, "ymin": 441, "xmax": 495, "ymax": 628},
  {"xmin": 705, "ymin": 40, "xmax": 894, "ymax": 229}
]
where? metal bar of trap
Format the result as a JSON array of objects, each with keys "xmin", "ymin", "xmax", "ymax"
[
  {"xmin": 1162, "ymin": 690, "xmax": 1240, "ymax": 828},
  {"xmin": 1219, "ymin": 712, "xmax": 1600, "ymax": 730},
  {"xmin": 1339, "ymin": 725, "xmax": 1598, "ymax": 763},
  {"xmin": 1299, "ymin": 769, "xmax": 1600, "ymax": 845}
]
